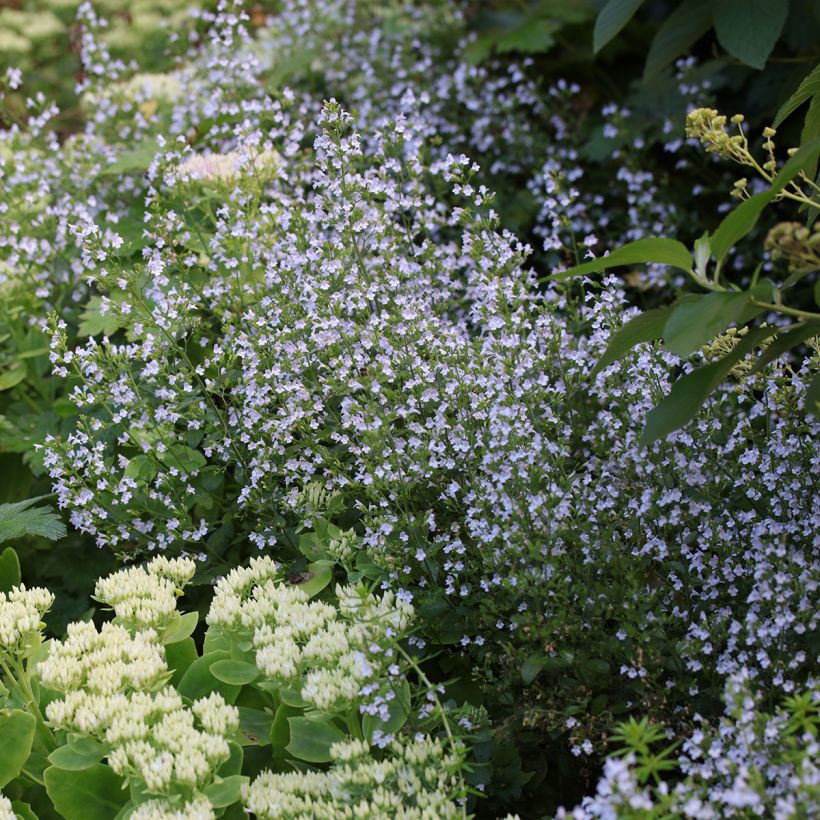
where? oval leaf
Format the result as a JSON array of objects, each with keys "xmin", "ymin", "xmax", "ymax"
[
  {"xmin": 286, "ymin": 716, "xmax": 346, "ymax": 763},
  {"xmin": 713, "ymin": 0, "xmax": 789, "ymax": 70},
  {"xmin": 593, "ymin": 0, "xmax": 645, "ymax": 53},
  {"xmin": 44, "ymin": 763, "xmax": 126, "ymax": 820},
  {"xmin": 0, "ymin": 709, "xmax": 36, "ymax": 787},
  {"xmin": 662, "ymin": 292, "xmax": 751, "ymax": 357},
  {"xmin": 210, "ymin": 659, "xmax": 259, "ymax": 686}
]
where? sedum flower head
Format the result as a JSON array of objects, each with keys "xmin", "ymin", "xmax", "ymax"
[
  {"xmin": 93, "ymin": 555, "xmax": 196, "ymax": 631},
  {"xmin": 243, "ymin": 735, "xmax": 463, "ymax": 819},
  {"xmin": 176, "ymin": 149, "xmax": 281, "ymax": 186},
  {"xmin": 0, "ymin": 793, "xmax": 12, "ymax": 820},
  {"xmin": 131, "ymin": 796, "xmax": 215, "ymax": 820},
  {"xmin": 0, "ymin": 585, "xmax": 53, "ymax": 654},
  {"xmin": 38, "ymin": 620, "xmax": 167, "ymax": 700}
]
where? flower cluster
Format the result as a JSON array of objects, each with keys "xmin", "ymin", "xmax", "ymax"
[
  {"xmin": 243, "ymin": 735, "xmax": 465, "ymax": 819},
  {"xmin": 93, "ymin": 555, "xmax": 196, "ymax": 631},
  {"xmin": 0, "ymin": 585, "xmax": 54, "ymax": 654},
  {"xmin": 208, "ymin": 562, "xmax": 414, "ymax": 715}
]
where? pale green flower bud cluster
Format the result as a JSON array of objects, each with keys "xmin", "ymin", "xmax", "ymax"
[
  {"xmin": 0, "ymin": 585, "xmax": 53, "ymax": 653},
  {"xmin": 176, "ymin": 149, "xmax": 281, "ymax": 186},
  {"xmin": 131, "ymin": 796, "xmax": 216, "ymax": 820},
  {"xmin": 209, "ymin": 567, "xmax": 414, "ymax": 713},
  {"xmin": 105, "ymin": 688, "xmax": 238, "ymax": 792},
  {"xmin": 93, "ymin": 555, "xmax": 196, "ymax": 631},
  {"xmin": 243, "ymin": 736, "xmax": 463, "ymax": 819},
  {"xmin": 327, "ymin": 528, "xmax": 357, "ymax": 563},
  {"xmin": 0, "ymin": 793, "xmax": 12, "ymax": 820}
]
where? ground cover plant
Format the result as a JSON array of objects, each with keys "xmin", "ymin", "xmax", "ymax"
[{"xmin": 0, "ymin": 1, "xmax": 818, "ymax": 818}]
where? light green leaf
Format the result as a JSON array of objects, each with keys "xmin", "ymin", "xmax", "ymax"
[
  {"xmin": 162, "ymin": 611, "xmax": 199, "ymax": 645},
  {"xmin": 47, "ymin": 736, "xmax": 107, "ymax": 771},
  {"xmin": 238, "ymin": 707, "xmax": 274, "ymax": 746},
  {"xmin": 165, "ymin": 636, "xmax": 198, "ymax": 685},
  {"xmin": 44, "ymin": 763, "xmax": 126, "ymax": 820},
  {"xmin": 0, "ymin": 709, "xmax": 36, "ymax": 787},
  {"xmin": 713, "ymin": 0, "xmax": 789, "ymax": 70},
  {"xmin": 362, "ymin": 679, "xmax": 411, "ymax": 742},
  {"xmin": 644, "ymin": 0, "xmax": 714, "ymax": 79},
  {"xmin": 177, "ymin": 651, "xmax": 241, "ymax": 703},
  {"xmin": 286, "ymin": 716, "xmax": 346, "ymax": 763},
  {"xmin": 593, "ymin": 0, "xmax": 645, "ymax": 53},
  {"xmin": 78, "ymin": 296, "xmax": 124, "ymax": 338},
  {"xmin": 662, "ymin": 292, "xmax": 751, "ymax": 356},
  {"xmin": 0, "ymin": 496, "xmax": 66, "ymax": 544},
  {"xmin": 0, "ymin": 362, "xmax": 26, "ymax": 391},
  {"xmin": 210, "ymin": 659, "xmax": 259, "ymax": 686},
  {"xmin": 203, "ymin": 775, "xmax": 248, "ymax": 808},
  {"xmin": 0, "ymin": 547, "xmax": 21, "ymax": 594},
  {"xmin": 551, "ymin": 237, "xmax": 693, "ymax": 281},
  {"xmin": 270, "ymin": 703, "xmax": 302, "ymax": 757},
  {"xmin": 288, "ymin": 562, "xmax": 333, "ymax": 598},
  {"xmin": 98, "ymin": 139, "xmax": 160, "ymax": 177}
]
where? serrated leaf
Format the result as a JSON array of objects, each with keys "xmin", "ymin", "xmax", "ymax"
[
  {"xmin": 774, "ymin": 63, "xmax": 820, "ymax": 127},
  {"xmin": 662, "ymin": 292, "xmax": 751, "ymax": 356},
  {"xmin": 592, "ymin": 306, "xmax": 676, "ymax": 376},
  {"xmin": 593, "ymin": 0, "xmax": 645, "ymax": 53},
  {"xmin": 644, "ymin": 0, "xmax": 714, "ymax": 79},
  {"xmin": 713, "ymin": 0, "xmax": 789, "ymax": 70},
  {"xmin": 0, "ymin": 496, "xmax": 66, "ymax": 543},
  {"xmin": 551, "ymin": 237, "xmax": 693, "ymax": 281},
  {"xmin": 642, "ymin": 326, "xmax": 775, "ymax": 444}
]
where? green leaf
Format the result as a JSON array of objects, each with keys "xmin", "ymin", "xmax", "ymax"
[
  {"xmin": 520, "ymin": 655, "xmax": 548, "ymax": 686},
  {"xmin": 203, "ymin": 775, "xmax": 248, "ymax": 808},
  {"xmin": 162, "ymin": 611, "xmax": 199, "ymax": 645},
  {"xmin": 123, "ymin": 454, "xmax": 158, "ymax": 483},
  {"xmin": 177, "ymin": 651, "xmax": 241, "ymax": 703},
  {"xmin": 0, "ymin": 362, "xmax": 26, "ymax": 391},
  {"xmin": 641, "ymin": 326, "xmax": 775, "ymax": 444},
  {"xmin": 551, "ymin": 237, "xmax": 693, "ymax": 281},
  {"xmin": 158, "ymin": 444, "xmax": 207, "ymax": 473},
  {"xmin": 593, "ymin": 0, "xmax": 645, "ymax": 52},
  {"xmin": 800, "ymin": 95, "xmax": 820, "ymax": 177},
  {"xmin": 0, "ymin": 496, "xmax": 66, "ymax": 544},
  {"xmin": 77, "ymin": 296, "xmax": 123, "ymax": 338},
  {"xmin": 290, "ymin": 561, "xmax": 333, "ymax": 598},
  {"xmin": 774, "ymin": 62, "xmax": 820, "ymax": 127},
  {"xmin": 749, "ymin": 322, "xmax": 820, "ymax": 374},
  {"xmin": 0, "ymin": 709, "xmax": 36, "ymax": 787},
  {"xmin": 643, "ymin": 0, "xmax": 714, "ymax": 79},
  {"xmin": 210, "ymin": 659, "xmax": 259, "ymax": 686},
  {"xmin": 270, "ymin": 703, "xmax": 302, "ymax": 757},
  {"xmin": 47, "ymin": 736, "xmax": 107, "ymax": 771},
  {"xmin": 44, "ymin": 763, "xmax": 126, "ymax": 820},
  {"xmin": 662, "ymin": 292, "xmax": 751, "ymax": 356},
  {"xmin": 98, "ymin": 139, "xmax": 160, "ymax": 177},
  {"xmin": 0, "ymin": 546, "xmax": 21, "ymax": 594},
  {"xmin": 592, "ymin": 306, "xmax": 676, "ymax": 376},
  {"xmin": 286, "ymin": 716, "xmax": 346, "ymax": 763},
  {"xmin": 710, "ymin": 137, "xmax": 820, "ymax": 261},
  {"xmin": 238, "ymin": 707, "xmax": 274, "ymax": 746},
  {"xmin": 11, "ymin": 801, "xmax": 38, "ymax": 820},
  {"xmin": 713, "ymin": 0, "xmax": 789, "ymax": 70},
  {"xmin": 165, "ymin": 636, "xmax": 198, "ymax": 685},
  {"xmin": 362, "ymin": 679, "xmax": 411, "ymax": 742}
]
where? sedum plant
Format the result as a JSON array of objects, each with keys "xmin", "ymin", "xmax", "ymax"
[{"xmin": 0, "ymin": 549, "xmax": 470, "ymax": 819}]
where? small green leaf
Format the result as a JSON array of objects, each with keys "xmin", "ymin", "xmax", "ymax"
[
  {"xmin": 520, "ymin": 655, "xmax": 548, "ymax": 686},
  {"xmin": 0, "ymin": 496, "xmax": 66, "ymax": 544},
  {"xmin": 0, "ymin": 710, "xmax": 36, "ymax": 787},
  {"xmin": 210, "ymin": 659, "xmax": 259, "ymax": 686},
  {"xmin": 203, "ymin": 775, "xmax": 248, "ymax": 808},
  {"xmin": 592, "ymin": 306, "xmax": 675, "ymax": 376},
  {"xmin": 44, "ymin": 763, "xmax": 126, "ymax": 820},
  {"xmin": 162, "ymin": 611, "xmax": 199, "ymax": 645},
  {"xmin": 177, "ymin": 651, "xmax": 241, "ymax": 703},
  {"xmin": 166, "ymin": 636, "xmax": 198, "ymax": 685},
  {"xmin": 98, "ymin": 139, "xmax": 160, "ymax": 177},
  {"xmin": 78, "ymin": 296, "xmax": 124, "ymax": 338},
  {"xmin": 0, "ymin": 362, "xmax": 26, "ymax": 391},
  {"xmin": 286, "ymin": 716, "xmax": 346, "ymax": 763},
  {"xmin": 662, "ymin": 292, "xmax": 751, "ymax": 357},
  {"xmin": 551, "ymin": 237, "xmax": 693, "ymax": 281},
  {"xmin": 713, "ymin": 0, "xmax": 789, "ymax": 70},
  {"xmin": 0, "ymin": 547, "xmax": 21, "ymax": 594},
  {"xmin": 47, "ymin": 736, "xmax": 107, "ymax": 771},
  {"xmin": 289, "ymin": 562, "xmax": 333, "ymax": 598},
  {"xmin": 642, "ymin": 326, "xmax": 775, "ymax": 444},
  {"xmin": 238, "ymin": 707, "xmax": 274, "ymax": 747},
  {"xmin": 593, "ymin": 0, "xmax": 645, "ymax": 53},
  {"xmin": 270, "ymin": 703, "xmax": 302, "ymax": 757},
  {"xmin": 11, "ymin": 801, "xmax": 38, "ymax": 820},
  {"xmin": 643, "ymin": 0, "xmax": 714, "ymax": 78}
]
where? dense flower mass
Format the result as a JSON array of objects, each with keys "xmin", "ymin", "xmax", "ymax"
[{"xmin": 0, "ymin": 0, "xmax": 818, "ymax": 817}]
